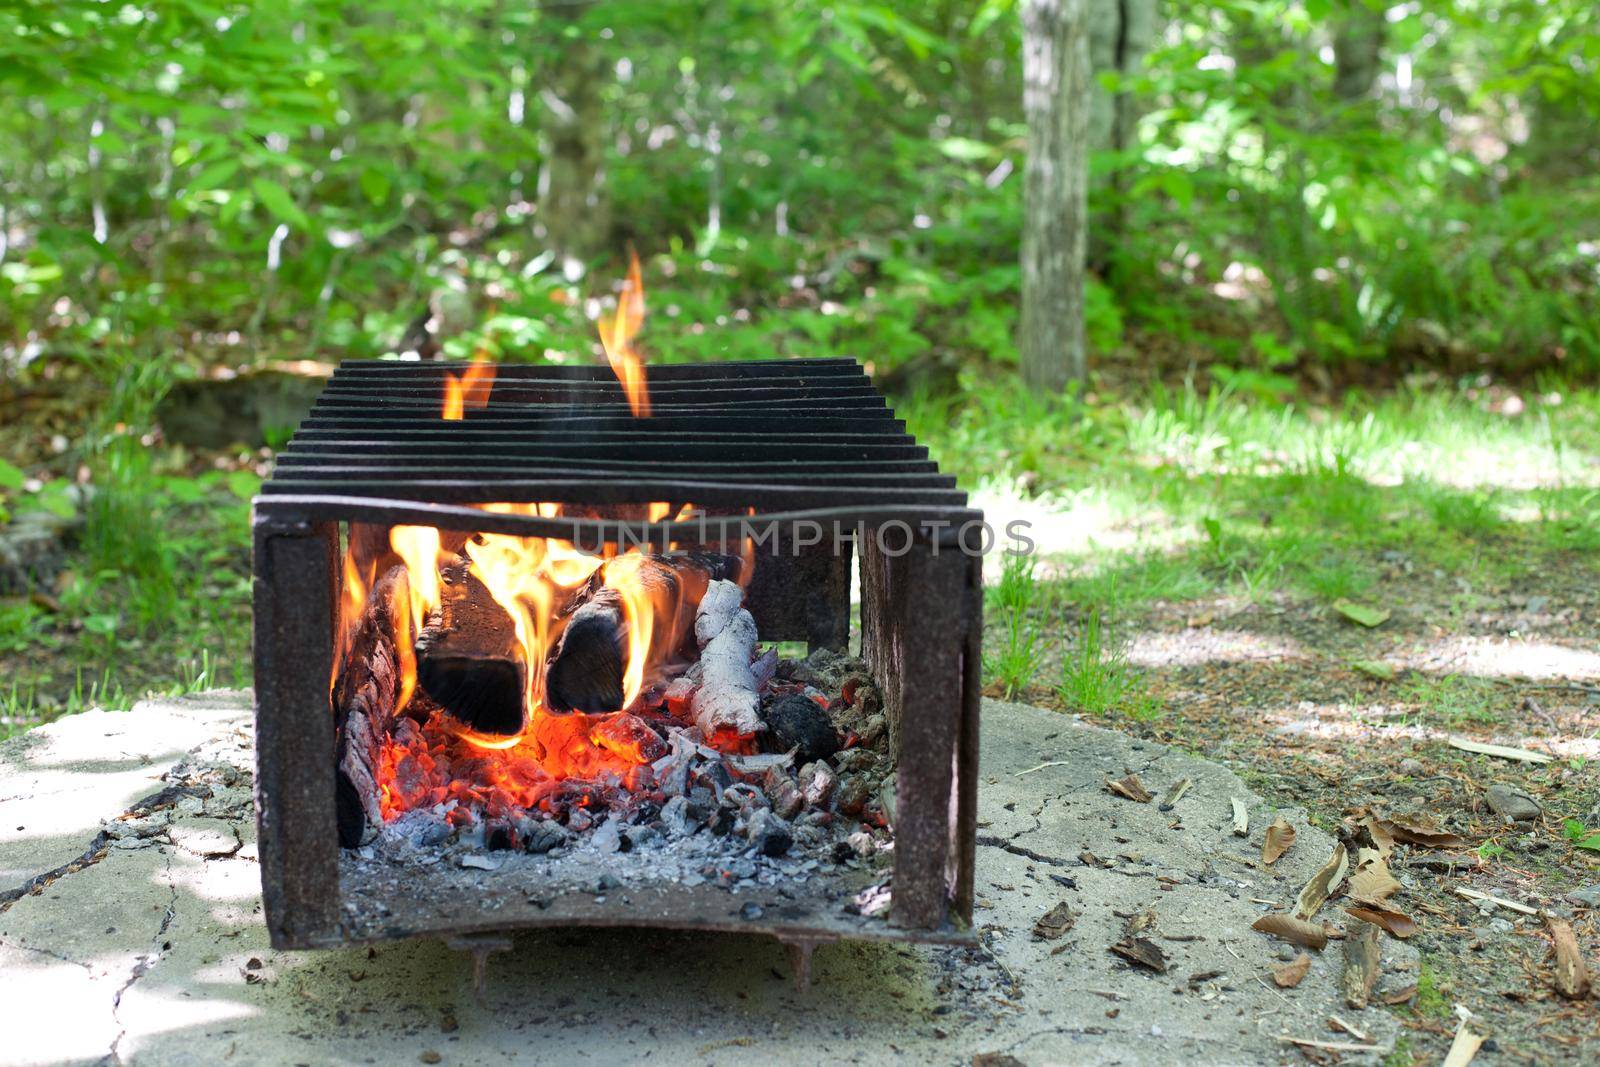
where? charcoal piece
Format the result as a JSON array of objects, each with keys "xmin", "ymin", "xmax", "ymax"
[
  {"xmin": 799, "ymin": 761, "xmax": 838, "ymax": 808},
  {"xmin": 745, "ymin": 809, "xmax": 793, "ymax": 857},
  {"xmin": 518, "ymin": 819, "xmax": 569, "ymax": 854},
  {"xmin": 589, "ymin": 711, "xmax": 667, "ymax": 763},
  {"xmin": 415, "ymin": 559, "xmax": 527, "ymax": 735},
  {"xmin": 485, "ymin": 820, "xmax": 515, "ymax": 851},
  {"xmin": 764, "ymin": 769, "xmax": 803, "ymax": 821},
  {"xmin": 545, "ymin": 591, "xmax": 626, "ymax": 714},
  {"xmin": 660, "ymin": 795, "xmax": 703, "ymax": 838},
  {"xmin": 760, "ymin": 693, "xmax": 840, "ymax": 765},
  {"xmin": 834, "ymin": 775, "xmax": 870, "ymax": 817}
]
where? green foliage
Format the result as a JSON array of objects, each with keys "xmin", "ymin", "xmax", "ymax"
[
  {"xmin": 1057, "ymin": 609, "xmax": 1157, "ymax": 720},
  {"xmin": 984, "ymin": 553, "xmax": 1046, "ymax": 699},
  {"xmin": 1563, "ymin": 818, "xmax": 1600, "ymax": 852}
]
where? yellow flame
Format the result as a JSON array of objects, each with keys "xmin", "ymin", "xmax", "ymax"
[
  {"xmin": 389, "ymin": 525, "xmax": 444, "ymax": 636},
  {"xmin": 597, "ymin": 250, "xmax": 650, "ymax": 418},
  {"xmin": 442, "ymin": 361, "xmax": 496, "ymax": 420}
]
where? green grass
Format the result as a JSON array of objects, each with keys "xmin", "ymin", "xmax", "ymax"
[
  {"xmin": 984, "ymin": 553, "xmax": 1046, "ymax": 699},
  {"xmin": 1397, "ymin": 674, "xmax": 1503, "ymax": 727},
  {"xmin": 1056, "ymin": 608, "xmax": 1159, "ymax": 720}
]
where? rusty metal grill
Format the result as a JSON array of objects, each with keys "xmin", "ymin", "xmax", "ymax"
[{"xmin": 251, "ymin": 358, "xmax": 981, "ymax": 962}]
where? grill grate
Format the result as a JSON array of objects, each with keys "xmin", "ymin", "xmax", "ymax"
[{"xmin": 263, "ymin": 358, "xmax": 970, "ymax": 515}]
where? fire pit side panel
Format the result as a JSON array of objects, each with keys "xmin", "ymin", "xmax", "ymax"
[
  {"xmin": 860, "ymin": 531, "xmax": 976, "ymax": 931},
  {"xmin": 252, "ymin": 515, "xmax": 342, "ymax": 948}
]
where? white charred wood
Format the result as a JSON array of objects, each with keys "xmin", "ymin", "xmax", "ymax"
[{"xmin": 690, "ymin": 579, "xmax": 762, "ymax": 739}]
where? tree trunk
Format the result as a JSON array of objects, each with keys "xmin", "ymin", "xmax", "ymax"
[
  {"xmin": 1021, "ymin": 0, "xmax": 1091, "ymax": 392},
  {"xmin": 537, "ymin": 2, "xmax": 609, "ymax": 268},
  {"xmin": 1332, "ymin": 1, "xmax": 1386, "ymax": 100},
  {"xmin": 1087, "ymin": 0, "xmax": 1157, "ymax": 268}
]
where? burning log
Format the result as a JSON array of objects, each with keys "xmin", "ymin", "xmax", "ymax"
[
  {"xmin": 545, "ymin": 589, "xmax": 626, "ymax": 714},
  {"xmin": 414, "ymin": 557, "xmax": 528, "ymax": 736},
  {"xmin": 545, "ymin": 553, "xmax": 743, "ymax": 715},
  {"xmin": 334, "ymin": 564, "xmax": 411, "ymax": 847},
  {"xmin": 690, "ymin": 580, "xmax": 763, "ymax": 742}
]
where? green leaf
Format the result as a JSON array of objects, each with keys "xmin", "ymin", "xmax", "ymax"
[
  {"xmin": 1577, "ymin": 834, "xmax": 1600, "ymax": 853},
  {"xmin": 226, "ymin": 470, "xmax": 261, "ymax": 500},
  {"xmin": 359, "ymin": 167, "xmax": 391, "ymax": 206},
  {"xmin": 1352, "ymin": 659, "xmax": 1395, "ymax": 681},
  {"xmin": 937, "ymin": 137, "xmax": 994, "ymax": 162},
  {"xmin": 251, "ymin": 177, "xmax": 309, "ymax": 230},
  {"xmin": 189, "ymin": 159, "xmax": 241, "ymax": 192},
  {"xmin": 1333, "ymin": 599, "xmax": 1391, "ymax": 628},
  {"xmin": 0, "ymin": 459, "xmax": 24, "ymax": 491}
]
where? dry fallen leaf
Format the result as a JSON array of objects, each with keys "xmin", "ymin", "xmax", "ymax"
[
  {"xmin": 1294, "ymin": 843, "xmax": 1349, "ymax": 920},
  {"xmin": 1446, "ymin": 737, "xmax": 1553, "ymax": 764},
  {"xmin": 1347, "ymin": 852, "xmax": 1401, "ymax": 904},
  {"xmin": 1033, "ymin": 901, "xmax": 1076, "ymax": 941},
  {"xmin": 1380, "ymin": 983, "xmax": 1417, "ymax": 1005},
  {"xmin": 1271, "ymin": 952, "xmax": 1311, "ymax": 988},
  {"xmin": 1109, "ymin": 936, "xmax": 1168, "ymax": 973},
  {"xmin": 1383, "ymin": 814, "xmax": 1468, "ymax": 850},
  {"xmin": 1106, "ymin": 773, "xmax": 1153, "ymax": 803},
  {"xmin": 1545, "ymin": 914, "xmax": 1592, "ymax": 1000},
  {"xmin": 1382, "ymin": 819, "xmax": 1465, "ymax": 851},
  {"xmin": 1261, "ymin": 816, "xmax": 1297, "ymax": 864},
  {"xmin": 1252, "ymin": 914, "xmax": 1330, "ymax": 951},
  {"xmin": 1441, "ymin": 1021, "xmax": 1486, "ymax": 1067},
  {"xmin": 1346, "ymin": 905, "xmax": 1419, "ymax": 939}
]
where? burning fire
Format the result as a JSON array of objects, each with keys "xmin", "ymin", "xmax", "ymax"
[
  {"xmin": 597, "ymin": 249, "xmax": 651, "ymax": 418},
  {"xmin": 332, "ymin": 254, "xmax": 737, "ymax": 829},
  {"xmin": 441, "ymin": 361, "xmax": 496, "ymax": 420}
]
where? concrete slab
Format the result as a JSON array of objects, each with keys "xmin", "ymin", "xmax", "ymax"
[{"xmin": 0, "ymin": 693, "xmax": 1413, "ymax": 1066}]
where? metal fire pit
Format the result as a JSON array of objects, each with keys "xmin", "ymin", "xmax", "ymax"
[{"xmin": 251, "ymin": 358, "xmax": 982, "ymax": 965}]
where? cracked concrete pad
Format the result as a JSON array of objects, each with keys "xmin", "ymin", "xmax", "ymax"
[
  {"xmin": 0, "ymin": 691, "xmax": 251, "ymax": 883},
  {"xmin": 0, "ymin": 692, "xmax": 1413, "ymax": 1066}
]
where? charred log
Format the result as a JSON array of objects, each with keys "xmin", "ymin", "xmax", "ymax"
[
  {"xmin": 545, "ymin": 590, "xmax": 626, "ymax": 714},
  {"xmin": 544, "ymin": 553, "xmax": 743, "ymax": 715},
  {"xmin": 334, "ymin": 564, "xmax": 411, "ymax": 845},
  {"xmin": 415, "ymin": 556, "xmax": 528, "ymax": 736},
  {"xmin": 690, "ymin": 579, "xmax": 763, "ymax": 740}
]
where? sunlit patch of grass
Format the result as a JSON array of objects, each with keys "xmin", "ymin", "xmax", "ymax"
[
  {"xmin": 1057, "ymin": 609, "xmax": 1158, "ymax": 719},
  {"xmin": 1057, "ymin": 550, "xmax": 1210, "ymax": 613},
  {"xmin": 1296, "ymin": 553, "xmax": 1376, "ymax": 602},
  {"xmin": 984, "ymin": 554, "xmax": 1046, "ymax": 699},
  {"xmin": 1398, "ymin": 673, "xmax": 1502, "ymax": 727}
]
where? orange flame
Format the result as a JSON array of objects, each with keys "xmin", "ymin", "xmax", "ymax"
[
  {"xmin": 597, "ymin": 250, "xmax": 650, "ymax": 418},
  {"xmin": 340, "ymin": 502, "xmax": 757, "ymax": 798},
  {"xmin": 442, "ymin": 361, "xmax": 496, "ymax": 420}
]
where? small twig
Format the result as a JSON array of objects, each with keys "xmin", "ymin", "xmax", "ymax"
[
  {"xmin": 1015, "ymin": 760, "xmax": 1074, "ymax": 777},
  {"xmin": 1455, "ymin": 887, "xmax": 1539, "ymax": 915}
]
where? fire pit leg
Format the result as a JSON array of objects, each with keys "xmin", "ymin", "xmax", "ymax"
[
  {"xmin": 445, "ymin": 933, "xmax": 514, "ymax": 1001},
  {"xmin": 779, "ymin": 936, "xmax": 825, "ymax": 993}
]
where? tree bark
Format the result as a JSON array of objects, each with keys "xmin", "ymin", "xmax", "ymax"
[
  {"xmin": 537, "ymin": 1, "xmax": 610, "ymax": 267},
  {"xmin": 1332, "ymin": 1, "xmax": 1386, "ymax": 100},
  {"xmin": 1087, "ymin": 0, "xmax": 1157, "ymax": 268},
  {"xmin": 1021, "ymin": 0, "xmax": 1091, "ymax": 391}
]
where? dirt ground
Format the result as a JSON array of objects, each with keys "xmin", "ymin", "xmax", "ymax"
[{"xmin": 991, "ymin": 535, "xmax": 1600, "ymax": 1064}]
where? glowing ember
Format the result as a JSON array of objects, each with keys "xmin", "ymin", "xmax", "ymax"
[{"xmin": 337, "ymin": 503, "xmax": 756, "ymax": 831}]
